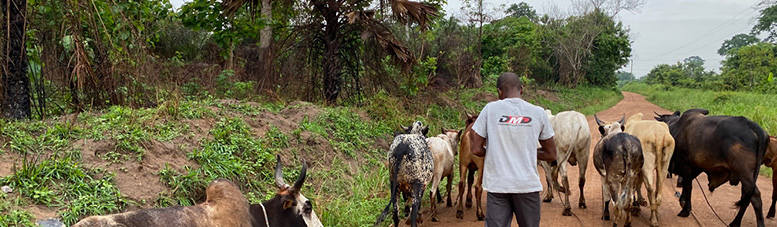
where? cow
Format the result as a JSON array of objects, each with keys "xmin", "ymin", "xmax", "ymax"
[
  {"xmin": 72, "ymin": 178, "xmax": 252, "ymax": 227},
  {"xmin": 655, "ymin": 109, "xmax": 768, "ymax": 227},
  {"xmin": 623, "ymin": 112, "xmax": 675, "ymax": 227},
  {"xmin": 426, "ymin": 128, "xmax": 461, "ymax": 221},
  {"xmin": 538, "ymin": 110, "xmax": 591, "ymax": 216},
  {"xmin": 456, "ymin": 113, "xmax": 485, "ymax": 220},
  {"xmin": 593, "ymin": 114, "xmax": 644, "ymax": 227},
  {"xmin": 251, "ymin": 155, "xmax": 323, "ymax": 227},
  {"xmin": 766, "ymin": 136, "xmax": 777, "ymax": 218},
  {"xmin": 375, "ymin": 121, "xmax": 433, "ymax": 227}
]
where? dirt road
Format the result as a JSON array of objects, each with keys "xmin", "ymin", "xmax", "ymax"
[{"xmin": 418, "ymin": 92, "xmax": 776, "ymax": 227}]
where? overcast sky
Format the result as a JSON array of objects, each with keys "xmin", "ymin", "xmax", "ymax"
[{"xmin": 169, "ymin": 0, "xmax": 764, "ymax": 78}]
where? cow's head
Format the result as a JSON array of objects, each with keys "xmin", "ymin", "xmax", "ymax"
[
  {"xmin": 440, "ymin": 127, "xmax": 461, "ymax": 155},
  {"xmin": 464, "ymin": 113, "xmax": 479, "ymax": 129},
  {"xmin": 594, "ymin": 114, "xmax": 625, "ymax": 136},
  {"xmin": 400, "ymin": 121, "xmax": 429, "ymax": 136},
  {"xmin": 654, "ymin": 110, "xmax": 681, "ymax": 124},
  {"xmin": 263, "ymin": 155, "xmax": 322, "ymax": 227}
]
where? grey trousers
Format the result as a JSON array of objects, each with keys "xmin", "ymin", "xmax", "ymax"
[{"xmin": 485, "ymin": 192, "xmax": 541, "ymax": 227}]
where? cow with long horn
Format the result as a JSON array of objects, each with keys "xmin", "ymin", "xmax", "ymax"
[{"xmin": 252, "ymin": 155, "xmax": 323, "ymax": 227}]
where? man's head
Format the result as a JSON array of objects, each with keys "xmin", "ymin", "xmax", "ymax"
[{"xmin": 496, "ymin": 72, "xmax": 523, "ymax": 99}]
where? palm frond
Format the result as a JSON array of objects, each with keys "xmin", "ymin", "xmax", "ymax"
[
  {"xmin": 348, "ymin": 10, "xmax": 415, "ymax": 71},
  {"xmin": 390, "ymin": 0, "xmax": 439, "ymax": 30},
  {"xmin": 222, "ymin": 0, "xmax": 259, "ymax": 18}
]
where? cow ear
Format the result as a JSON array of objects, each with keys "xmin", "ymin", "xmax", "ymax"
[
  {"xmin": 441, "ymin": 127, "xmax": 446, "ymax": 135},
  {"xmin": 598, "ymin": 126, "xmax": 605, "ymax": 136},
  {"xmin": 283, "ymin": 198, "xmax": 294, "ymax": 210},
  {"xmin": 422, "ymin": 127, "xmax": 429, "ymax": 137}
]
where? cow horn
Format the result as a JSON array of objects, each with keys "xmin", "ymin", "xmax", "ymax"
[
  {"xmin": 618, "ymin": 114, "xmax": 625, "ymax": 125},
  {"xmin": 654, "ymin": 111, "xmax": 661, "ymax": 117},
  {"xmin": 594, "ymin": 114, "xmax": 604, "ymax": 127},
  {"xmin": 400, "ymin": 124, "xmax": 410, "ymax": 132},
  {"xmin": 275, "ymin": 155, "xmax": 287, "ymax": 188},
  {"xmin": 466, "ymin": 113, "xmax": 473, "ymax": 118},
  {"xmin": 290, "ymin": 160, "xmax": 307, "ymax": 195}
]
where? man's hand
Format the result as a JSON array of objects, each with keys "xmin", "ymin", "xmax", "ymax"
[
  {"xmin": 538, "ymin": 137, "xmax": 557, "ymax": 161},
  {"xmin": 471, "ymin": 131, "xmax": 487, "ymax": 157}
]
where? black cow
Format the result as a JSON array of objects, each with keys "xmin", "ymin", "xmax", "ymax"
[
  {"xmin": 656, "ymin": 109, "xmax": 768, "ymax": 227},
  {"xmin": 594, "ymin": 114, "xmax": 644, "ymax": 227},
  {"xmin": 251, "ymin": 155, "xmax": 322, "ymax": 227},
  {"xmin": 375, "ymin": 121, "xmax": 434, "ymax": 227}
]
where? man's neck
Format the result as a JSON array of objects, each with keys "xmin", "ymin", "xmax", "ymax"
[{"xmin": 501, "ymin": 92, "xmax": 521, "ymax": 100}]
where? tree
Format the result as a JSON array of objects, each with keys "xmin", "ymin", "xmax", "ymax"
[
  {"xmin": 753, "ymin": 3, "xmax": 777, "ymax": 42},
  {"xmin": 2, "ymin": 0, "xmax": 31, "ymax": 119},
  {"xmin": 720, "ymin": 42, "xmax": 777, "ymax": 91},
  {"xmin": 584, "ymin": 14, "xmax": 631, "ymax": 87},
  {"xmin": 616, "ymin": 71, "xmax": 634, "ymax": 81},
  {"xmin": 506, "ymin": 2, "xmax": 538, "ymax": 22},
  {"xmin": 718, "ymin": 34, "xmax": 760, "ymax": 56}
]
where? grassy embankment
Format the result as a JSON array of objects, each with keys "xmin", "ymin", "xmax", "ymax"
[
  {"xmin": 0, "ymin": 82, "xmax": 622, "ymax": 226},
  {"xmin": 623, "ymin": 82, "xmax": 777, "ymax": 177}
]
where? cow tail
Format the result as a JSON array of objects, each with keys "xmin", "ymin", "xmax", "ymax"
[
  {"xmin": 737, "ymin": 120, "xmax": 768, "ymax": 207},
  {"xmin": 374, "ymin": 154, "xmax": 404, "ymax": 226}
]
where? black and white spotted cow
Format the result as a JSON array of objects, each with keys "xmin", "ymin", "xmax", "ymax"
[{"xmin": 375, "ymin": 121, "xmax": 433, "ymax": 227}]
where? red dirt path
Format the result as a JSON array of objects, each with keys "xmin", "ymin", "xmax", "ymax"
[{"xmin": 416, "ymin": 92, "xmax": 776, "ymax": 227}]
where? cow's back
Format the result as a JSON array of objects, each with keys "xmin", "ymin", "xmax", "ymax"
[
  {"xmin": 551, "ymin": 111, "xmax": 590, "ymax": 150},
  {"xmin": 390, "ymin": 135, "xmax": 434, "ymax": 185}
]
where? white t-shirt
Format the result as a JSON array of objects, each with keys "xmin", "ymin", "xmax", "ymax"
[{"xmin": 471, "ymin": 97, "xmax": 554, "ymax": 194}]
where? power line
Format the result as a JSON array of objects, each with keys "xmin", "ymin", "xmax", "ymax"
[{"xmin": 646, "ymin": 3, "xmax": 759, "ymax": 59}]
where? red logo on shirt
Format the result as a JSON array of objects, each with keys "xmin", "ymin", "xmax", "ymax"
[{"xmin": 498, "ymin": 115, "xmax": 532, "ymax": 124}]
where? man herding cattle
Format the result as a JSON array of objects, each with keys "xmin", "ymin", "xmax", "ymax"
[{"xmin": 468, "ymin": 72, "xmax": 557, "ymax": 227}]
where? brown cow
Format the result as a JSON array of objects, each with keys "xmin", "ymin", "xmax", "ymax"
[
  {"xmin": 73, "ymin": 179, "xmax": 252, "ymax": 227},
  {"xmin": 456, "ymin": 113, "xmax": 485, "ymax": 220},
  {"xmin": 766, "ymin": 136, "xmax": 777, "ymax": 218}
]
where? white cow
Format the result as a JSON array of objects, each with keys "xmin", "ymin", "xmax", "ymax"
[
  {"xmin": 426, "ymin": 128, "xmax": 460, "ymax": 222},
  {"xmin": 624, "ymin": 113, "xmax": 675, "ymax": 227},
  {"xmin": 539, "ymin": 110, "xmax": 591, "ymax": 216}
]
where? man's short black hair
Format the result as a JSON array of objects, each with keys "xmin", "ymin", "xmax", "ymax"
[{"xmin": 497, "ymin": 72, "xmax": 522, "ymax": 92}]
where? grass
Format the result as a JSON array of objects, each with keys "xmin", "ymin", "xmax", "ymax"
[
  {"xmin": 623, "ymin": 82, "xmax": 777, "ymax": 176},
  {"xmin": 533, "ymin": 85, "xmax": 624, "ymax": 116}
]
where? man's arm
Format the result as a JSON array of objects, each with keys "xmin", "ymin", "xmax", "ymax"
[
  {"xmin": 471, "ymin": 131, "xmax": 487, "ymax": 157},
  {"xmin": 538, "ymin": 137, "xmax": 557, "ymax": 161}
]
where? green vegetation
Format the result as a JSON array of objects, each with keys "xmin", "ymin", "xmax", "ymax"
[{"xmin": 623, "ymin": 83, "xmax": 777, "ymax": 135}]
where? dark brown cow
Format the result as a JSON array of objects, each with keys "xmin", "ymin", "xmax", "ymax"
[
  {"xmin": 251, "ymin": 156, "xmax": 322, "ymax": 227},
  {"xmin": 593, "ymin": 114, "xmax": 644, "ymax": 227},
  {"xmin": 656, "ymin": 109, "xmax": 768, "ymax": 227},
  {"xmin": 72, "ymin": 179, "xmax": 252, "ymax": 227},
  {"xmin": 765, "ymin": 136, "xmax": 777, "ymax": 218}
]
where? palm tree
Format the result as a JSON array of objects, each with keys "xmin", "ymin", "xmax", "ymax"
[
  {"xmin": 2, "ymin": 0, "xmax": 31, "ymax": 119},
  {"xmin": 223, "ymin": 0, "xmax": 438, "ymax": 104}
]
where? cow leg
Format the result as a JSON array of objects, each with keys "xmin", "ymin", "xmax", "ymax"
[
  {"xmin": 407, "ymin": 183, "xmax": 424, "ymax": 227},
  {"xmin": 601, "ymin": 176, "xmax": 611, "ymax": 220},
  {"xmin": 750, "ymin": 186, "xmax": 765, "ymax": 227},
  {"xmin": 540, "ymin": 161, "xmax": 555, "ymax": 203},
  {"xmin": 577, "ymin": 146, "xmax": 589, "ymax": 209},
  {"xmin": 768, "ymin": 174, "xmax": 776, "ymax": 218},
  {"xmin": 436, "ymin": 188, "xmax": 443, "ymax": 203},
  {"xmin": 475, "ymin": 168, "xmax": 485, "ymax": 221},
  {"xmin": 429, "ymin": 172, "xmax": 443, "ymax": 222},
  {"xmin": 456, "ymin": 165, "xmax": 467, "ymax": 219},
  {"xmin": 560, "ymin": 162, "xmax": 573, "ymax": 216},
  {"xmin": 402, "ymin": 191, "xmax": 411, "ymax": 217},
  {"xmin": 552, "ymin": 162, "xmax": 563, "ymax": 192},
  {"xmin": 446, "ymin": 174, "xmax": 453, "ymax": 207},
  {"xmin": 466, "ymin": 168, "xmax": 475, "ymax": 208},
  {"xmin": 730, "ymin": 180, "xmax": 763, "ymax": 227},
  {"xmin": 677, "ymin": 174, "xmax": 695, "ymax": 217}
]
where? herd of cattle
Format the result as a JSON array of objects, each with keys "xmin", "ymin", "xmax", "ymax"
[
  {"xmin": 376, "ymin": 109, "xmax": 775, "ymax": 227},
  {"xmin": 63, "ymin": 108, "xmax": 775, "ymax": 227}
]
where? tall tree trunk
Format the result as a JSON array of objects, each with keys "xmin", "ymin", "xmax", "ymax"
[
  {"xmin": 318, "ymin": 1, "xmax": 341, "ymax": 104},
  {"xmin": 258, "ymin": 0, "xmax": 273, "ymax": 83},
  {"xmin": 2, "ymin": 0, "xmax": 30, "ymax": 119}
]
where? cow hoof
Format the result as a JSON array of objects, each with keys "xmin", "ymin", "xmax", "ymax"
[
  {"xmin": 677, "ymin": 210, "xmax": 690, "ymax": 217},
  {"xmin": 624, "ymin": 223, "xmax": 631, "ymax": 227},
  {"xmin": 542, "ymin": 197, "xmax": 553, "ymax": 203},
  {"xmin": 674, "ymin": 192, "xmax": 681, "ymax": 198},
  {"xmin": 602, "ymin": 215, "xmax": 610, "ymax": 220},
  {"xmin": 456, "ymin": 210, "xmax": 463, "ymax": 219},
  {"xmin": 638, "ymin": 199, "xmax": 648, "ymax": 206},
  {"xmin": 562, "ymin": 208, "xmax": 573, "ymax": 216},
  {"xmin": 612, "ymin": 223, "xmax": 618, "ymax": 227},
  {"xmin": 477, "ymin": 216, "xmax": 484, "ymax": 221},
  {"xmin": 631, "ymin": 207, "xmax": 640, "ymax": 216},
  {"xmin": 767, "ymin": 207, "xmax": 775, "ymax": 218},
  {"xmin": 432, "ymin": 216, "xmax": 438, "ymax": 222},
  {"xmin": 446, "ymin": 202, "xmax": 452, "ymax": 207},
  {"xmin": 466, "ymin": 199, "xmax": 473, "ymax": 208},
  {"xmin": 579, "ymin": 202, "xmax": 587, "ymax": 209}
]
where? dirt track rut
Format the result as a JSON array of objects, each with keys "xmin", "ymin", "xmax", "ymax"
[{"xmin": 413, "ymin": 92, "xmax": 775, "ymax": 227}]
